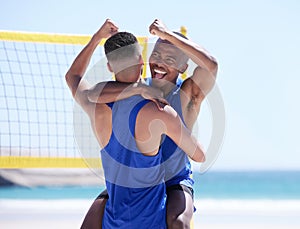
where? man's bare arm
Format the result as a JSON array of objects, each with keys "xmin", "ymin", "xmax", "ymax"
[
  {"xmin": 163, "ymin": 105, "xmax": 206, "ymax": 162},
  {"xmin": 141, "ymin": 103, "xmax": 206, "ymax": 162},
  {"xmin": 149, "ymin": 19, "xmax": 218, "ymax": 100},
  {"xmin": 88, "ymin": 81, "xmax": 141, "ymax": 103},
  {"xmin": 65, "ymin": 19, "xmax": 118, "ymax": 112},
  {"xmin": 149, "ymin": 19, "xmax": 217, "ymax": 75},
  {"xmin": 88, "ymin": 81, "xmax": 168, "ymax": 108}
]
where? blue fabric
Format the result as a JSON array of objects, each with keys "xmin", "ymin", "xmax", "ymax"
[
  {"xmin": 101, "ymin": 95, "xmax": 166, "ymax": 229},
  {"xmin": 162, "ymin": 84, "xmax": 194, "ymax": 188},
  {"xmin": 145, "ymin": 78, "xmax": 194, "ymax": 189}
]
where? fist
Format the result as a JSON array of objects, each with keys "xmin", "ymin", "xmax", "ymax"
[
  {"xmin": 94, "ymin": 19, "xmax": 119, "ymax": 41},
  {"xmin": 149, "ymin": 19, "xmax": 169, "ymax": 39}
]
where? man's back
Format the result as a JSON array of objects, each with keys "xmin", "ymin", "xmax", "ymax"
[{"xmin": 99, "ymin": 95, "xmax": 166, "ymax": 229}]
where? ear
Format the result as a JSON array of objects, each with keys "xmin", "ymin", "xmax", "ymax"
[
  {"xmin": 179, "ymin": 63, "xmax": 188, "ymax": 74},
  {"xmin": 107, "ymin": 62, "xmax": 113, "ymax": 73},
  {"xmin": 139, "ymin": 55, "xmax": 144, "ymax": 65}
]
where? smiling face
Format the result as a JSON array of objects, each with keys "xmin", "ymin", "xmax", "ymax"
[{"xmin": 149, "ymin": 42, "xmax": 188, "ymax": 93}]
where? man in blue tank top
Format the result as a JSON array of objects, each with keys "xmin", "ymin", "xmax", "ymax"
[
  {"xmin": 66, "ymin": 19, "xmax": 205, "ymax": 229},
  {"xmin": 83, "ymin": 19, "xmax": 218, "ymax": 229}
]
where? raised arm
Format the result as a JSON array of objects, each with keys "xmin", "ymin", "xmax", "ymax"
[
  {"xmin": 149, "ymin": 19, "xmax": 218, "ymax": 79},
  {"xmin": 149, "ymin": 19, "xmax": 218, "ymax": 128},
  {"xmin": 65, "ymin": 19, "xmax": 118, "ymax": 113}
]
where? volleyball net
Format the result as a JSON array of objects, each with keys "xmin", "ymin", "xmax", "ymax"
[{"xmin": 0, "ymin": 30, "xmax": 148, "ymax": 168}]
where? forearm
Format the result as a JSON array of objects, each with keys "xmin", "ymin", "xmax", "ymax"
[
  {"xmin": 88, "ymin": 81, "xmax": 142, "ymax": 103},
  {"xmin": 180, "ymin": 130, "xmax": 206, "ymax": 162},
  {"xmin": 174, "ymin": 121, "xmax": 205, "ymax": 162},
  {"xmin": 164, "ymin": 106, "xmax": 205, "ymax": 162},
  {"xmin": 164, "ymin": 31, "xmax": 218, "ymax": 74},
  {"xmin": 65, "ymin": 36, "xmax": 101, "ymax": 97}
]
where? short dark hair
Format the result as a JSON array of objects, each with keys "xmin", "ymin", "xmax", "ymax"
[{"xmin": 104, "ymin": 32, "xmax": 139, "ymax": 62}]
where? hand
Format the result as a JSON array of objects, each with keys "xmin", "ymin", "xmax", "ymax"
[
  {"xmin": 140, "ymin": 84, "xmax": 169, "ymax": 110},
  {"xmin": 93, "ymin": 19, "xmax": 119, "ymax": 42},
  {"xmin": 149, "ymin": 19, "xmax": 169, "ymax": 40}
]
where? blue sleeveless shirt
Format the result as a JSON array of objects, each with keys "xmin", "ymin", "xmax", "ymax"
[
  {"xmin": 101, "ymin": 95, "xmax": 166, "ymax": 229},
  {"xmin": 145, "ymin": 78, "xmax": 194, "ymax": 189},
  {"xmin": 163, "ymin": 84, "xmax": 194, "ymax": 188}
]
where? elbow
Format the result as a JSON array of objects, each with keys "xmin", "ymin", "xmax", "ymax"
[
  {"xmin": 205, "ymin": 57, "xmax": 218, "ymax": 79},
  {"xmin": 192, "ymin": 149, "xmax": 206, "ymax": 163},
  {"xmin": 65, "ymin": 72, "xmax": 74, "ymax": 97},
  {"xmin": 194, "ymin": 154, "xmax": 205, "ymax": 163},
  {"xmin": 201, "ymin": 154, "xmax": 206, "ymax": 162},
  {"xmin": 65, "ymin": 71, "xmax": 70, "ymax": 84},
  {"xmin": 87, "ymin": 90, "xmax": 95, "ymax": 103},
  {"xmin": 210, "ymin": 58, "xmax": 218, "ymax": 77},
  {"xmin": 65, "ymin": 70, "xmax": 73, "ymax": 83},
  {"xmin": 65, "ymin": 72, "xmax": 72, "ymax": 90}
]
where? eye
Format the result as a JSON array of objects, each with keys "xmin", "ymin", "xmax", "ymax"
[
  {"xmin": 165, "ymin": 57, "xmax": 176, "ymax": 65},
  {"xmin": 151, "ymin": 52, "xmax": 160, "ymax": 59}
]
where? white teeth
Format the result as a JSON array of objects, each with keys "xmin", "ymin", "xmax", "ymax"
[{"xmin": 154, "ymin": 69, "xmax": 167, "ymax": 74}]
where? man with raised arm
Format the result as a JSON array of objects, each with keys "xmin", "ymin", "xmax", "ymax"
[
  {"xmin": 83, "ymin": 19, "xmax": 217, "ymax": 229},
  {"xmin": 65, "ymin": 19, "xmax": 205, "ymax": 229}
]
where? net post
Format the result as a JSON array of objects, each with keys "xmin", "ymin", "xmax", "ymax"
[
  {"xmin": 138, "ymin": 37, "xmax": 148, "ymax": 79},
  {"xmin": 180, "ymin": 26, "xmax": 188, "ymax": 80}
]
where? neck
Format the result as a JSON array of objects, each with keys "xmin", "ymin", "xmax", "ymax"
[
  {"xmin": 161, "ymin": 83, "xmax": 176, "ymax": 97},
  {"xmin": 115, "ymin": 65, "xmax": 142, "ymax": 83},
  {"xmin": 152, "ymin": 79, "xmax": 177, "ymax": 98}
]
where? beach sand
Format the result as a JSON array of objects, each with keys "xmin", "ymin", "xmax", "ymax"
[{"xmin": 1, "ymin": 199, "xmax": 300, "ymax": 229}]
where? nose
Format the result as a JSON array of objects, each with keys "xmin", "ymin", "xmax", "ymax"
[
  {"xmin": 150, "ymin": 57, "xmax": 165, "ymax": 67},
  {"xmin": 155, "ymin": 61, "xmax": 165, "ymax": 68}
]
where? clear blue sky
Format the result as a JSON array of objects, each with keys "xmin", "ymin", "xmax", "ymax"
[{"xmin": 1, "ymin": 0, "xmax": 300, "ymax": 170}]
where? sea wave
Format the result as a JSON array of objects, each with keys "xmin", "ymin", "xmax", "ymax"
[{"xmin": 196, "ymin": 198, "xmax": 300, "ymax": 210}]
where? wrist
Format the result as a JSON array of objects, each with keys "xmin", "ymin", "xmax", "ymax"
[
  {"xmin": 159, "ymin": 30, "xmax": 173, "ymax": 41},
  {"xmin": 90, "ymin": 33, "xmax": 103, "ymax": 45}
]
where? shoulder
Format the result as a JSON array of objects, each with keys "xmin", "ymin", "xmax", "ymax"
[
  {"xmin": 136, "ymin": 101, "xmax": 180, "ymax": 137},
  {"xmin": 182, "ymin": 67, "xmax": 216, "ymax": 98},
  {"xmin": 139, "ymin": 101, "xmax": 178, "ymax": 123},
  {"xmin": 138, "ymin": 101, "xmax": 160, "ymax": 117},
  {"xmin": 88, "ymin": 103, "xmax": 112, "ymax": 127}
]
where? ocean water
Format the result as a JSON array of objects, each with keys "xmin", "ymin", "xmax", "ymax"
[
  {"xmin": 0, "ymin": 170, "xmax": 300, "ymax": 200},
  {"xmin": 1, "ymin": 171, "xmax": 300, "ymax": 228},
  {"xmin": 193, "ymin": 170, "xmax": 300, "ymax": 199}
]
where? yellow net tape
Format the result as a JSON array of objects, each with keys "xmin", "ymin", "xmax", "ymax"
[
  {"xmin": 0, "ymin": 156, "xmax": 102, "ymax": 169},
  {"xmin": 0, "ymin": 30, "xmax": 148, "ymax": 168}
]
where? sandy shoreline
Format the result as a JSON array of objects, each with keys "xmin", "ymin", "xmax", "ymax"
[{"xmin": 1, "ymin": 199, "xmax": 300, "ymax": 228}]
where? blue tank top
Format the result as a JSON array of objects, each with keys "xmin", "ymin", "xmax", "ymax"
[
  {"xmin": 145, "ymin": 78, "xmax": 194, "ymax": 189},
  {"xmin": 101, "ymin": 95, "xmax": 166, "ymax": 229},
  {"xmin": 163, "ymin": 84, "xmax": 194, "ymax": 188}
]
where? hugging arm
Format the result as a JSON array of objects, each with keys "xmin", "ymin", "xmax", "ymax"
[
  {"xmin": 162, "ymin": 105, "xmax": 206, "ymax": 162},
  {"xmin": 143, "ymin": 103, "xmax": 206, "ymax": 162},
  {"xmin": 88, "ymin": 81, "xmax": 168, "ymax": 108}
]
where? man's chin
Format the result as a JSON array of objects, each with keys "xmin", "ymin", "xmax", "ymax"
[
  {"xmin": 151, "ymin": 77, "xmax": 163, "ymax": 82},
  {"xmin": 151, "ymin": 78, "xmax": 162, "ymax": 87},
  {"xmin": 151, "ymin": 78, "xmax": 170, "ymax": 88}
]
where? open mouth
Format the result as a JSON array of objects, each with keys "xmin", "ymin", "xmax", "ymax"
[{"xmin": 153, "ymin": 68, "xmax": 167, "ymax": 79}]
